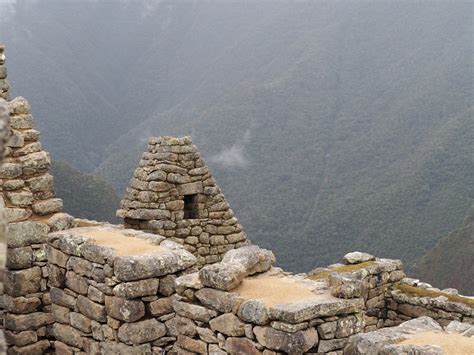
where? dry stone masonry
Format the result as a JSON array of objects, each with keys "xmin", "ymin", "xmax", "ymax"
[
  {"xmin": 0, "ymin": 45, "xmax": 9, "ymax": 100},
  {"xmin": 118, "ymin": 136, "xmax": 249, "ymax": 267},
  {"xmin": 0, "ymin": 43, "xmax": 472, "ymax": 353},
  {"xmin": 0, "ymin": 72, "xmax": 75, "ymax": 352},
  {"xmin": 46, "ymin": 225, "xmax": 196, "ymax": 354}
]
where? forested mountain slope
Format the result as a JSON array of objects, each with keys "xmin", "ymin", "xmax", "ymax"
[
  {"xmin": 1, "ymin": 1, "xmax": 472, "ymax": 272},
  {"xmin": 411, "ymin": 205, "xmax": 474, "ymax": 295},
  {"xmin": 51, "ymin": 161, "xmax": 120, "ymax": 223}
]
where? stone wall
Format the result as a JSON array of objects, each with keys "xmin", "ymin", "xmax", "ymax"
[
  {"xmin": 1, "ymin": 97, "xmax": 75, "ymax": 354},
  {"xmin": 0, "ymin": 45, "xmax": 9, "ymax": 100},
  {"xmin": 118, "ymin": 136, "xmax": 249, "ymax": 267},
  {"xmin": 46, "ymin": 225, "xmax": 196, "ymax": 354},
  {"xmin": 0, "ymin": 98, "xmax": 10, "ymax": 355},
  {"xmin": 172, "ymin": 246, "xmax": 367, "ymax": 354},
  {"xmin": 307, "ymin": 252, "xmax": 406, "ymax": 332},
  {"xmin": 385, "ymin": 279, "xmax": 474, "ymax": 327}
]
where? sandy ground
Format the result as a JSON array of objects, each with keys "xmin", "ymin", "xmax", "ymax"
[
  {"xmin": 399, "ymin": 331, "xmax": 474, "ymax": 354},
  {"xmin": 234, "ymin": 276, "xmax": 318, "ymax": 306},
  {"xmin": 83, "ymin": 230, "xmax": 163, "ymax": 256}
]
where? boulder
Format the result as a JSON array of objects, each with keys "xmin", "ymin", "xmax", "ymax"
[{"xmin": 342, "ymin": 251, "xmax": 375, "ymax": 265}]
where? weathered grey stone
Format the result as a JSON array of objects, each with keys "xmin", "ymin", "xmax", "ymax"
[
  {"xmin": 159, "ymin": 274, "xmax": 176, "ymax": 296},
  {"xmin": 5, "ymin": 267, "xmax": 42, "ymax": 297},
  {"xmin": 318, "ymin": 338, "xmax": 348, "ymax": 352},
  {"xmin": 53, "ymin": 323, "xmax": 83, "ymax": 348},
  {"xmin": 105, "ymin": 296, "xmax": 145, "ymax": 322},
  {"xmin": 222, "ymin": 245, "xmax": 275, "ymax": 275},
  {"xmin": 4, "ymin": 312, "xmax": 54, "ymax": 331},
  {"xmin": 199, "ymin": 262, "xmax": 247, "ymax": 291},
  {"xmin": 65, "ymin": 271, "xmax": 89, "ymax": 295},
  {"xmin": 225, "ymin": 337, "xmax": 262, "ymax": 355},
  {"xmin": 271, "ymin": 321, "xmax": 309, "ymax": 333},
  {"xmin": 100, "ymin": 342, "xmax": 152, "ymax": 355},
  {"xmin": 114, "ymin": 248, "xmax": 196, "ymax": 281},
  {"xmin": 196, "ymin": 327, "xmax": 218, "ymax": 343},
  {"xmin": 176, "ymin": 316, "xmax": 197, "ymax": 336},
  {"xmin": 113, "ymin": 278, "xmax": 159, "ymax": 298},
  {"xmin": 149, "ymin": 297, "xmax": 174, "ymax": 316},
  {"xmin": 6, "ymin": 191, "xmax": 33, "ymax": 207},
  {"xmin": 4, "ymin": 208, "xmax": 32, "ymax": 223},
  {"xmin": 0, "ymin": 162, "xmax": 22, "ymax": 178},
  {"xmin": 50, "ymin": 287, "xmax": 76, "ymax": 309},
  {"xmin": 318, "ymin": 321, "xmax": 337, "ymax": 339},
  {"xmin": 177, "ymin": 182, "xmax": 203, "ymax": 195},
  {"xmin": 47, "ymin": 213, "xmax": 75, "ymax": 232},
  {"xmin": 118, "ymin": 318, "xmax": 166, "ymax": 345},
  {"xmin": 70, "ymin": 312, "xmax": 92, "ymax": 333},
  {"xmin": 238, "ymin": 299, "xmax": 269, "ymax": 325},
  {"xmin": 173, "ymin": 299, "xmax": 211, "ymax": 322},
  {"xmin": 7, "ymin": 340, "xmax": 50, "ymax": 355},
  {"xmin": 4, "ymin": 330, "xmax": 37, "ymax": 347},
  {"xmin": 7, "ymin": 221, "xmax": 49, "ymax": 247},
  {"xmin": 344, "ymin": 316, "xmax": 443, "ymax": 354},
  {"xmin": 19, "ymin": 151, "xmax": 50, "ymax": 175},
  {"xmin": 3, "ymin": 295, "xmax": 41, "ymax": 314},
  {"xmin": 253, "ymin": 326, "xmax": 318, "ymax": 354},
  {"xmin": 343, "ymin": 252, "xmax": 376, "ymax": 265},
  {"xmin": 31, "ymin": 198, "xmax": 63, "ymax": 215},
  {"xmin": 6, "ymin": 246, "xmax": 33, "ymax": 269},
  {"xmin": 8, "ymin": 96, "xmax": 30, "ymax": 115},
  {"xmin": 445, "ymin": 320, "xmax": 473, "ymax": 336},
  {"xmin": 195, "ymin": 288, "xmax": 242, "ymax": 313},
  {"xmin": 269, "ymin": 297, "xmax": 364, "ymax": 323},
  {"xmin": 329, "ymin": 273, "xmax": 364, "ymax": 299},
  {"xmin": 67, "ymin": 256, "xmax": 93, "ymax": 277},
  {"xmin": 52, "ymin": 304, "xmax": 70, "ymax": 324},
  {"xmin": 177, "ymin": 335, "xmax": 207, "ymax": 354},
  {"xmin": 77, "ymin": 295, "xmax": 106, "ymax": 322},
  {"xmin": 210, "ymin": 313, "xmax": 246, "ymax": 336}
]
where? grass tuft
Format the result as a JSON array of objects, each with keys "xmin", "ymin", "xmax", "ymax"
[
  {"xmin": 307, "ymin": 261, "xmax": 376, "ymax": 280},
  {"xmin": 395, "ymin": 283, "xmax": 474, "ymax": 308}
]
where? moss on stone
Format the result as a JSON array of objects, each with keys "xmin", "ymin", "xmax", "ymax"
[
  {"xmin": 307, "ymin": 261, "xmax": 376, "ymax": 280},
  {"xmin": 395, "ymin": 283, "xmax": 474, "ymax": 308}
]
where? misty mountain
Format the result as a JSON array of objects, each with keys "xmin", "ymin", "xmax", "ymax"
[
  {"xmin": 411, "ymin": 205, "xmax": 474, "ymax": 295},
  {"xmin": 1, "ymin": 1, "xmax": 473, "ymax": 273},
  {"xmin": 51, "ymin": 161, "xmax": 120, "ymax": 223}
]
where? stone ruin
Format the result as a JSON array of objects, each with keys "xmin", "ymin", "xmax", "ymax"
[
  {"xmin": 0, "ymin": 44, "xmax": 472, "ymax": 354},
  {"xmin": 117, "ymin": 136, "xmax": 249, "ymax": 267}
]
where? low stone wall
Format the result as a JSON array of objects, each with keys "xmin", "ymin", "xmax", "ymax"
[
  {"xmin": 46, "ymin": 225, "xmax": 196, "ymax": 354},
  {"xmin": 307, "ymin": 252, "xmax": 406, "ymax": 332},
  {"xmin": 173, "ymin": 246, "xmax": 367, "ymax": 354},
  {"xmin": 385, "ymin": 279, "xmax": 474, "ymax": 327}
]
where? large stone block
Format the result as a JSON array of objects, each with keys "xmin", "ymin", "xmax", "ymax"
[
  {"xmin": 7, "ymin": 221, "xmax": 49, "ymax": 248},
  {"xmin": 253, "ymin": 326, "xmax": 318, "ymax": 354},
  {"xmin": 105, "ymin": 296, "xmax": 145, "ymax": 322},
  {"xmin": 5, "ymin": 267, "xmax": 42, "ymax": 297},
  {"xmin": 77, "ymin": 295, "xmax": 106, "ymax": 322},
  {"xmin": 113, "ymin": 278, "xmax": 159, "ymax": 299},
  {"xmin": 117, "ymin": 319, "xmax": 166, "ymax": 345}
]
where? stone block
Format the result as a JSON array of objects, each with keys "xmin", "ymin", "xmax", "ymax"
[{"xmin": 105, "ymin": 296, "xmax": 145, "ymax": 322}]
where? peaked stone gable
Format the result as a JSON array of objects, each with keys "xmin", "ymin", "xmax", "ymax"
[{"xmin": 117, "ymin": 136, "xmax": 249, "ymax": 266}]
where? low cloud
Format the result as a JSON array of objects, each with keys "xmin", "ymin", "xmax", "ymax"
[{"xmin": 210, "ymin": 129, "xmax": 252, "ymax": 169}]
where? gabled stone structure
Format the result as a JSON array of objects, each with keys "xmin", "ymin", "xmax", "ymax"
[{"xmin": 117, "ymin": 136, "xmax": 249, "ymax": 267}]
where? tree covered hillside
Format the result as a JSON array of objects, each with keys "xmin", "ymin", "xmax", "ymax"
[
  {"xmin": 1, "ymin": 1, "xmax": 473, "ymax": 272},
  {"xmin": 411, "ymin": 205, "xmax": 474, "ymax": 296},
  {"xmin": 51, "ymin": 161, "xmax": 120, "ymax": 223}
]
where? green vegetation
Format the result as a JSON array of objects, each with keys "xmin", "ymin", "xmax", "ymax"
[
  {"xmin": 3, "ymin": 2, "xmax": 473, "ymax": 275},
  {"xmin": 395, "ymin": 283, "xmax": 474, "ymax": 309},
  {"xmin": 51, "ymin": 161, "xmax": 120, "ymax": 223},
  {"xmin": 411, "ymin": 205, "xmax": 474, "ymax": 295},
  {"xmin": 308, "ymin": 261, "xmax": 376, "ymax": 280}
]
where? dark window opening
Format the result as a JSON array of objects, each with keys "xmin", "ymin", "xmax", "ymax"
[{"xmin": 183, "ymin": 194, "xmax": 198, "ymax": 219}]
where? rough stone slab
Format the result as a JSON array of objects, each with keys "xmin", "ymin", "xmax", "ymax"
[
  {"xmin": 253, "ymin": 326, "xmax": 318, "ymax": 354},
  {"xmin": 4, "ymin": 312, "xmax": 54, "ymax": 331},
  {"xmin": 117, "ymin": 318, "xmax": 166, "ymax": 345},
  {"xmin": 104, "ymin": 296, "xmax": 145, "ymax": 322},
  {"xmin": 195, "ymin": 288, "xmax": 243, "ymax": 314},
  {"xmin": 113, "ymin": 278, "xmax": 159, "ymax": 298},
  {"xmin": 268, "ymin": 297, "xmax": 365, "ymax": 323},
  {"xmin": 7, "ymin": 221, "xmax": 49, "ymax": 247},
  {"xmin": 5, "ymin": 267, "xmax": 42, "ymax": 297}
]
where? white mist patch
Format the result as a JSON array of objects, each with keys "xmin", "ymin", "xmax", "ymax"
[
  {"xmin": 0, "ymin": 0, "xmax": 17, "ymax": 18},
  {"xmin": 210, "ymin": 145, "xmax": 248, "ymax": 168}
]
